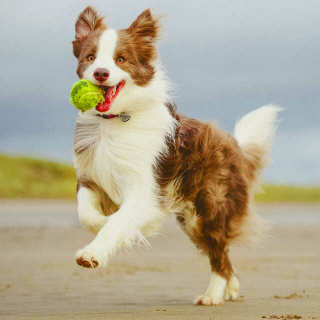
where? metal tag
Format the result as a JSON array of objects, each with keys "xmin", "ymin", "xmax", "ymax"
[{"xmin": 120, "ymin": 113, "xmax": 131, "ymax": 122}]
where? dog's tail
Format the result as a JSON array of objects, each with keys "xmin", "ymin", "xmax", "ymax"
[
  {"xmin": 233, "ymin": 105, "xmax": 282, "ymax": 244},
  {"xmin": 234, "ymin": 104, "xmax": 282, "ymax": 192}
]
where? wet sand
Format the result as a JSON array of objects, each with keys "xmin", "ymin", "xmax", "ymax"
[{"xmin": 0, "ymin": 201, "xmax": 319, "ymax": 319}]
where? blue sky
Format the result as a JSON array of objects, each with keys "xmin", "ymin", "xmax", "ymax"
[{"xmin": 1, "ymin": 0, "xmax": 319, "ymax": 185}]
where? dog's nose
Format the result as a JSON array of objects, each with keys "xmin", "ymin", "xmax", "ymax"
[{"xmin": 93, "ymin": 68, "xmax": 109, "ymax": 82}]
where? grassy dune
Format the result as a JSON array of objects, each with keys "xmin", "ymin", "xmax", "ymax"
[
  {"xmin": 0, "ymin": 154, "xmax": 319, "ymax": 202},
  {"xmin": 255, "ymin": 184, "xmax": 320, "ymax": 203},
  {"xmin": 0, "ymin": 154, "xmax": 77, "ymax": 199}
]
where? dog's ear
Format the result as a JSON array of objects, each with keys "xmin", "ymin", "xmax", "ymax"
[
  {"xmin": 127, "ymin": 9, "xmax": 161, "ymax": 62},
  {"xmin": 128, "ymin": 9, "xmax": 161, "ymax": 41},
  {"xmin": 75, "ymin": 6, "xmax": 106, "ymax": 40},
  {"xmin": 72, "ymin": 6, "xmax": 106, "ymax": 58}
]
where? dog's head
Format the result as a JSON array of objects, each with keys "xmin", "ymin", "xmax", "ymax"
[{"xmin": 72, "ymin": 6, "xmax": 166, "ymax": 115}]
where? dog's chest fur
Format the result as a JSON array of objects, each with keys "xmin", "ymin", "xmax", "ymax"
[{"xmin": 73, "ymin": 105, "xmax": 176, "ymax": 205}]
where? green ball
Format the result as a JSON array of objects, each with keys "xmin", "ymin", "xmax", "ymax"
[{"xmin": 69, "ymin": 79, "xmax": 105, "ymax": 112}]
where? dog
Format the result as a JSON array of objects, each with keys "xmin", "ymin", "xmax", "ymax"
[{"xmin": 72, "ymin": 6, "xmax": 280, "ymax": 305}]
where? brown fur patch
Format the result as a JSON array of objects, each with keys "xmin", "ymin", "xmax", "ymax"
[
  {"xmin": 72, "ymin": 6, "xmax": 107, "ymax": 77},
  {"xmin": 157, "ymin": 103, "xmax": 268, "ymax": 280},
  {"xmin": 115, "ymin": 9, "xmax": 161, "ymax": 86}
]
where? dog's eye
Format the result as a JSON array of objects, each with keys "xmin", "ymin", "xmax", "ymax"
[
  {"xmin": 117, "ymin": 56, "xmax": 125, "ymax": 63},
  {"xmin": 87, "ymin": 54, "xmax": 95, "ymax": 62}
]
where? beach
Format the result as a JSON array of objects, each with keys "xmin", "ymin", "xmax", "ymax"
[{"xmin": 0, "ymin": 201, "xmax": 319, "ymax": 319}]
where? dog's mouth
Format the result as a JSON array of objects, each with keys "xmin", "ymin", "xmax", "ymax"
[{"xmin": 96, "ymin": 80, "xmax": 126, "ymax": 113}]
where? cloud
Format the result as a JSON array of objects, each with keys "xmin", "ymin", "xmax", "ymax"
[{"xmin": 1, "ymin": 0, "xmax": 319, "ymax": 184}]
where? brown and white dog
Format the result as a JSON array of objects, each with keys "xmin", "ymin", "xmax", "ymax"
[{"xmin": 72, "ymin": 6, "xmax": 281, "ymax": 305}]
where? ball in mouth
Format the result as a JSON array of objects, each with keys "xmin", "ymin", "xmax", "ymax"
[{"xmin": 96, "ymin": 80, "xmax": 126, "ymax": 113}]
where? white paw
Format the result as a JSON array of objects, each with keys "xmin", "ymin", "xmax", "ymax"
[
  {"xmin": 225, "ymin": 274, "xmax": 240, "ymax": 301},
  {"xmin": 75, "ymin": 243, "xmax": 108, "ymax": 268},
  {"xmin": 194, "ymin": 271, "xmax": 227, "ymax": 306},
  {"xmin": 194, "ymin": 294, "xmax": 224, "ymax": 306}
]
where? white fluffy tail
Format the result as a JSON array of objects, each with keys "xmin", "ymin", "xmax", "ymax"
[
  {"xmin": 234, "ymin": 104, "xmax": 282, "ymax": 151},
  {"xmin": 234, "ymin": 104, "xmax": 282, "ymax": 188},
  {"xmin": 233, "ymin": 105, "xmax": 282, "ymax": 246},
  {"xmin": 234, "ymin": 104, "xmax": 282, "ymax": 150}
]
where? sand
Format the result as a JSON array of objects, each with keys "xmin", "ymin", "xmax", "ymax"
[{"xmin": 0, "ymin": 201, "xmax": 319, "ymax": 319}]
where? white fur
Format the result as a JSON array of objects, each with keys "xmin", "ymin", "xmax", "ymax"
[
  {"xmin": 75, "ymin": 102, "xmax": 175, "ymax": 266},
  {"xmin": 233, "ymin": 105, "xmax": 281, "ymax": 246},
  {"xmin": 74, "ymin": 27, "xmax": 176, "ymax": 267},
  {"xmin": 194, "ymin": 272, "xmax": 227, "ymax": 306},
  {"xmin": 77, "ymin": 187, "xmax": 108, "ymax": 234},
  {"xmin": 224, "ymin": 274, "xmax": 240, "ymax": 301},
  {"xmin": 234, "ymin": 104, "xmax": 282, "ymax": 150}
]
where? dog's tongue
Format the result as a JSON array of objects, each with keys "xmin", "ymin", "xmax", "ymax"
[{"xmin": 96, "ymin": 86, "xmax": 114, "ymax": 112}]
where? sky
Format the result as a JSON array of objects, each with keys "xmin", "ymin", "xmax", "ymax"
[{"xmin": 0, "ymin": 0, "xmax": 319, "ymax": 185}]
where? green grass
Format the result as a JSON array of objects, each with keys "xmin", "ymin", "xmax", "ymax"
[
  {"xmin": 255, "ymin": 184, "xmax": 320, "ymax": 203},
  {"xmin": 0, "ymin": 154, "xmax": 319, "ymax": 202},
  {"xmin": 0, "ymin": 154, "xmax": 77, "ymax": 199}
]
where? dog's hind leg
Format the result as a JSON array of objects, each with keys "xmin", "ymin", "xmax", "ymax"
[
  {"xmin": 193, "ymin": 244, "xmax": 236, "ymax": 306},
  {"xmin": 224, "ymin": 272, "xmax": 240, "ymax": 301},
  {"xmin": 177, "ymin": 188, "xmax": 239, "ymax": 306}
]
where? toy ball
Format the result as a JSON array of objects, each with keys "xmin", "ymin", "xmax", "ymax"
[{"xmin": 69, "ymin": 79, "xmax": 105, "ymax": 112}]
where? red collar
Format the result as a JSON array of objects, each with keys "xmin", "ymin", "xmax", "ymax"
[
  {"xmin": 97, "ymin": 114, "xmax": 119, "ymax": 120},
  {"xmin": 96, "ymin": 113, "xmax": 131, "ymax": 123}
]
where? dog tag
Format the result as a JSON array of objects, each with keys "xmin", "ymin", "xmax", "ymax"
[{"xmin": 120, "ymin": 113, "xmax": 131, "ymax": 122}]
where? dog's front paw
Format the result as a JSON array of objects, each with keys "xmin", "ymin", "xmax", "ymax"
[
  {"xmin": 75, "ymin": 243, "xmax": 108, "ymax": 268},
  {"xmin": 194, "ymin": 294, "xmax": 224, "ymax": 306}
]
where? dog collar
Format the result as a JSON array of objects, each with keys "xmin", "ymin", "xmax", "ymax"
[{"xmin": 97, "ymin": 112, "xmax": 131, "ymax": 122}]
